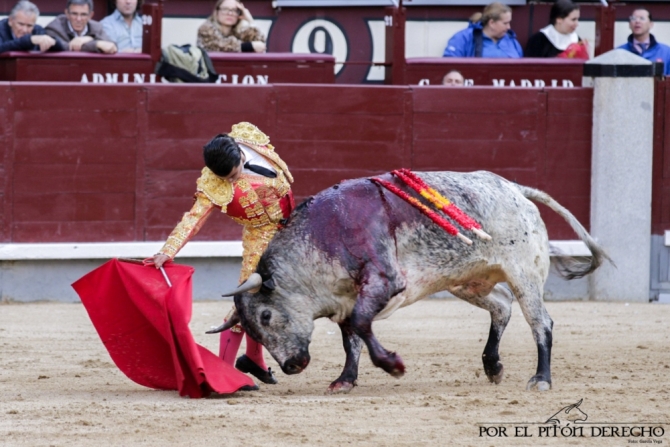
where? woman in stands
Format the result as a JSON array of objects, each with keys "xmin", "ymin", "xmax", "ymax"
[
  {"xmin": 197, "ymin": 0, "xmax": 265, "ymax": 53},
  {"xmin": 443, "ymin": 2, "xmax": 523, "ymax": 58},
  {"xmin": 525, "ymin": 0, "xmax": 588, "ymax": 59}
]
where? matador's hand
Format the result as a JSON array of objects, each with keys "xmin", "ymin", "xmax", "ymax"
[{"xmin": 149, "ymin": 254, "xmax": 171, "ymax": 269}]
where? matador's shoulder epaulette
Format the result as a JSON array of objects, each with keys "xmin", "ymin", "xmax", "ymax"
[{"xmin": 196, "ymin": 167, "xmax": 234, "ymax": 211}]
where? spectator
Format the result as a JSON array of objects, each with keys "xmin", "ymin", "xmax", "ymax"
[
  {"xmin": 443, "ymin": 70, "xmax": 465, "ymax": 86},
  {"xmin": 197, "ymin": 0, "xmax": 265, "ymax": 53},
  {"xmin": 618, "ymin": 8, "xmax": 670, "ymax": 76},
  {"xmin": 468, "ymin": 12, "xmax": 481, "ymax": 25},
  {"xmin": 45, "ymin": 0, "xmax": 117, "ymax": 53},
  {"xmin": 0, "ymin": 1, "xmax": 65, "ymax": 53},
  {"xmin": 525, "ymin": 0, "xmax": 588, "ymax": 59},
  {"xmin": 100, "ymin": 0, "xmax": 142, "ymax": 53},
  {"xmin": 443, "ymin": 2, "xmax": 522, "ymax": 58}
]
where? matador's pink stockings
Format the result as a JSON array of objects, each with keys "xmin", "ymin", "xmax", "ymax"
[
  {"xmin": 244, "ymin": 335, "xmax": 268, "ymax": 370},
  {"xmin": 219, "ymin": 328, "xmax": 242, "ymax": 365},
  {"xmin": 219, "ymin": 329, "xmax": 268, "ymax": 370}
]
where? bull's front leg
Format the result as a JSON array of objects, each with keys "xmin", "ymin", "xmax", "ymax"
[
  {"xmin": 350, "ymin": 272, "xmax": 405, "ymax": 378},
  {"xmin": 328, "ymin": 318, "xmax": 363, "ymax": 394}
]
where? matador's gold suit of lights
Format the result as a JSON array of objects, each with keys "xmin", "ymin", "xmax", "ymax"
[{"xmin": 158, "ymin": 123, "xmax": 295, "ymax": 333}]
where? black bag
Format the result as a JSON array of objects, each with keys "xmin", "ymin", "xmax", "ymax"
[
  {"xmin": 473, "ymin": 28, "xmax": 483, "ymax": 58},
  {"xmin": 155, "ymin": 44, "xmax": 218, "ymax": 83}
]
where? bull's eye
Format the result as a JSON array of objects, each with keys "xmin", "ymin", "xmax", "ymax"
[{"xmin": 260, "ymin": 310, "xmax": 271, "ymax": 326}]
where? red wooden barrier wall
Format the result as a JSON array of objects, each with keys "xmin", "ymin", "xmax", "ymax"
[
  {"xmin": 0, "ymin": 84, "xmax": 9, "ymax": 243},
  {"xmin": 655, "ymin": 80, "xmax": 670, "ymax": 235},
  {"xmin": 0, "ymin": 83, "xmax": 596, "ymax": 245},
  {"xmin": 410, "ymin": 87, "xmax": 593, "ymax": 239}
]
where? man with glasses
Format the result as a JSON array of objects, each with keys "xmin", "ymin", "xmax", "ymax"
[
  {"xmin": 45, "ymin": 0, "xmax": 117, "ymax": 53},
  {"xmin": 618, "ymin": 8, "xmax": 670, "ymax": 75}
]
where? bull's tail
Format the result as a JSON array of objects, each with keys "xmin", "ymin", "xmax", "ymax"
[{"xmin": 517, "ymin": 185, "xmax": 613, "ymax": 280}]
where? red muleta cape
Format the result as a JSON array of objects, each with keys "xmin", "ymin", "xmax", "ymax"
[{"xmin": 72, "ymin": 259, "xmax": 254, "ymax": 398}]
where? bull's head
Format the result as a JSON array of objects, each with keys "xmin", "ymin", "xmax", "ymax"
[{"xmin": 213, "ymin": 273, "xmax": 315, "ymax": 375}]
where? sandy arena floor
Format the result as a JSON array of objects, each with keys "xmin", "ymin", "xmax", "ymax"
[{"xmin": 0, "ymin": 299, "xmax": 668, "ymax": 447}]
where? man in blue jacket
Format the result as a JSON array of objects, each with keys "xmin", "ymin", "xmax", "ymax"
[
  {"xmin": 618, "ymin": 8, "xmax": 670, "ymax": 76},
  {"xmin": 0, "ymin": 1, "xmax": 64, "ymax": 53},
  {"xmin": 443, "ymin": 2, "xmax": 522, "ymax": 58}
]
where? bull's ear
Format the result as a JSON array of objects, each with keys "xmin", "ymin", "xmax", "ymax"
[{"xmin": 262, "ymin": 277, "xmax": 275, "ymax": 291}]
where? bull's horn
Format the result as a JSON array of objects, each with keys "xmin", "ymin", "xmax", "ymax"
[
  {"xmin": 206, "ymin": 311, "xmax": 240, "ymax": 334},
  {"xmin": 221, "ymin": 273, "xmax": 262, "ymax": 297}
]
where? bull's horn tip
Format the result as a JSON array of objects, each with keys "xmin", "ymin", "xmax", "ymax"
[
  {"xmin": 221, "ymin": 273, "xmax": 263, "ymax": 297},
  {"xmin": 206, "ymin": 324, "xmax": 226, "ymax": 334}
]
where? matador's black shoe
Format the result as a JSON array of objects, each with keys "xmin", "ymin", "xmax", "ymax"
[{"xmin": 235, "ymin": 355, "xmax": 278, "ymax": 385}]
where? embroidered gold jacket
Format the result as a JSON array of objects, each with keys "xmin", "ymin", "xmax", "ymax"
[{"xmin": 158, "ymin": 123, "xmax": 294, "ymax": 282}]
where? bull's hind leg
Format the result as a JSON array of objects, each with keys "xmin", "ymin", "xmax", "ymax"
[
  {"xmin": 450, "ymin": 284, "xmax": 513, "ymax": 385},
  {"xmin": 507, "ymin": 275, "xmax": 554, "ymax": 391},
  {"xmin": 328, "ymin": 318, "xmax": 363, "ymax": 394}
]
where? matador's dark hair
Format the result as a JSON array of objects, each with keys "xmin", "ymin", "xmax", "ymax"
[{"xmin": 203, "ymin": 133, "xmax": 242, "ymax": 177}]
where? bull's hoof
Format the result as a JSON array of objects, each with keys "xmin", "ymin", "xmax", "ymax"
[
  {"xmin": 526, "ymin": 375, "xmax": 552, "ymax": 391},
  {"xmin": 487, "ymin": 364, "xmax": 504, "ymax": 384},
  {"xmin": 387, "ymin": 355, "xmax": 405, "ymax": 378},
  {"xmin": 327, "ymin": 380, "xmax": 357, "ymax": 394},
  {"xmin": 389, "ymin": 364, "xmax": 405, "ymax": 378},
  {"xmin": 372, "ymin": 352, "xmax": 405, "ymax": 377}
]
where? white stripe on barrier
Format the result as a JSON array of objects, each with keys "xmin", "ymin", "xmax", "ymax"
[
  {"xmin": 0, "ymin": 240, "xmax": 588, "ymax": 261},
  {"xmin": 0, "ymin": 241, "xmax": 243, "ymax": 260}
]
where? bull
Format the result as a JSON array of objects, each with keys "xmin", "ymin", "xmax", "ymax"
[{"xmin": 211, "ymin": 171, "xmax": 609, "ymax": 393}]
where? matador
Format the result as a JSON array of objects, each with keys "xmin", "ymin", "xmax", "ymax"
[{"xmin": 152, "ymin": 122, "xmax": 294, "ymax": 386}]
